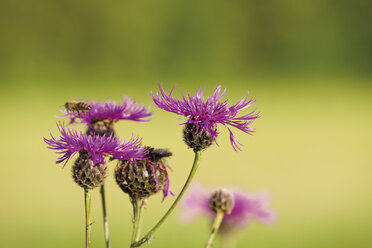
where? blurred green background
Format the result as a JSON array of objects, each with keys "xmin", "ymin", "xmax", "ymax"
[{"xmin": 1, "ymin": 1, "xmax": 371, "ymax": 247}]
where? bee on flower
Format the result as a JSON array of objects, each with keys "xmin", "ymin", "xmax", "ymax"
[{"xmin": 62, "ymin": 96, "xmax": 153, "ymax": 137}]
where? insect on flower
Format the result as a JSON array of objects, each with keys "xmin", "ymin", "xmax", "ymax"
[
  {"xmin": 64, "ymin": 100, "xmax": 91, "ymax": 117},
  {"xmin": 63, "ymin": 97, "xmax": 152, "ymax": 126},
  {"xmin": 147, "ymin": 147, "xmax": 173, "ymax": 162},
  {"xmin": 115, "ymin": 147, "xmax": 173, "ymax": 200},
  {"xmin": 61, "ymin": 97, "xmax": 153, "ymax": 137}
]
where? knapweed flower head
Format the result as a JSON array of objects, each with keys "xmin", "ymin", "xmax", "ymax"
[
  {"xmin": 151, "ymin": 83, "xmax": 260, "ymax": 151},
  {"xmin": 209, "ymin": 188, "xmax": 234, "ymax": 214},
  {"xmin": 180, "ymin": 184, "xmax": 275, "ymax": 233},
  {"xmin": 72, "ymin": 151, "xmax": 108, "ymax": 189},
  {"xmin": 62, "ymin": 97, "xmax": 153, "ymax": 133},
  {"xmin": 44, "ymin": 122, "xmax": 146, "ymax": 166},
  {"xmin": 115, "ymin": 147, "xmax": 173, "ymax": 201}
]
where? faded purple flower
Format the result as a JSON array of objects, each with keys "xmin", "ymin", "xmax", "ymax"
[
  {"xmin": 62, "ymin": 97, "xmax": 153, "ymax": 129},
  {"xmin": 44, "ymin": 122, "xmax": 146, "ymax": 166},
  {"xmin": 150, "ymin": 83, "xmax": 260, "ymax": 151},
  {"xmin": 146, "ymin": 147, "xmax": 174, "ymax": 199},
  {"xmin": 180, "ymin": 184, "xmax": 275, "ymax": 233},
  {"xmin": 146, "ymin": 158, "xmax": 173, "ymax": 200}
]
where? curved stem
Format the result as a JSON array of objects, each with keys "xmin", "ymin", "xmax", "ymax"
[
  {"xmin": 130, "ymin": 199, "xmax": 144, "ymax": 246},
  {"xmin": 131, "ymin": 151, "xmax": 202, "ymax": 247},
  {"xmin": 100, "ymin": 184, "xmax": 111, "ymax": 248},
  {"xmin": 85, "ymin": 189, "xmax": 91, "ymax": 248},
  {"xmin": 205, "ymin": 212, "xmax": 224, "ymax": 248}
]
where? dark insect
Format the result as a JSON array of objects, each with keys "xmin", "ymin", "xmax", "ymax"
[{"xmin": 148, "ymin": 148, "xmax": 172, "ymax": 162}]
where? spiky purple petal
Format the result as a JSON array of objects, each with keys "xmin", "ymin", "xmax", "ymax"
[
  {"xmin": 44, "ymin": 122, "xmax": 146, "ymax": 165},
  {"xmin": 145, "ymin": 157, "xmax": 173, "ymax": 200}
]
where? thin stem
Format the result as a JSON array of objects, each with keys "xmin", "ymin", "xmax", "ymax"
[
  {"xmin": 205, "ymin": 212, "xmax": 225, "ymax": 248},
  {"xmin": 131, "ymin": 151, "xmax": 202, "ymax": 247},
  {"xmin": 136, "ymin": 201, "xmax": 145, "ymax": 241},
  {"xmin": 85, "ymin": 188, "xmax": 92, "ymax": 248},
  {"xmin": 130, "ymin": 199, "xmax": 144, "ymax": 247},
  {"xmin": 100, "ymin": 184, "xmax": 111, "ymax": 248}
]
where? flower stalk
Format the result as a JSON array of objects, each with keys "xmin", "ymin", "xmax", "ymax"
[
  {"xmin": 85, "ymin": 188, "xmax": 92, "ymax": 248},
  {"xmin": 130, "ymin": 199, "xmax": 145, "ymax": 246},
  {"xmin": 100, "ymin": 184, "xmax": 111, "ymax": 248},
  {"xmin": 205, "ymin": 212, "xmax": 224, "ymax": 248},
  {"xmin": 131, "ymin": 151, "xmax": 202, "ymax": 247}
]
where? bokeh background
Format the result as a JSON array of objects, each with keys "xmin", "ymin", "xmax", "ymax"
[{"xmin": 1, "ymin": 1, "xmax": 371, "ymax": 247}]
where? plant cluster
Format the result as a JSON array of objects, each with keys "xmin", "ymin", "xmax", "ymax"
[{"xmin": 44, "ymin": 83, "xmax": 274, "ymax": 248}]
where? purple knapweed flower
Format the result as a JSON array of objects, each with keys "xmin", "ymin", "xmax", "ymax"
[
  {"xmin": 150, "ymin": 83, "xmax": 260, "ymax": 151},
  {"xmin": 62, "ymin": 97, "xmax": 153, "ymax": 129},
  {"xmin": 180, "ymin": 184, "xmax": 275, "ymax": 233},
  {"xmin": 44, "ymin": 122, "xmax": 146, "ymax": 166}
]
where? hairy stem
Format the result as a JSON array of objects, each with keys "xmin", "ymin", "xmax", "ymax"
[
  {"xmin": 85, "ymin": 189, "xmax": 92, "ymax": 248},
  {"xmin": 205, "ymin": 212, "xmax": 224, "ymax": 248},
  {"xmin": 100, "ymin": 184, "xmax": 111, "ymax": 248},
  {"xmin": 131, "ymin": 151, "xmax": 202, "ymax": 247}
]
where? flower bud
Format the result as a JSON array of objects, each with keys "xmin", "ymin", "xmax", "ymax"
[
  {"xmin": 209, "ymin": 188, "xmax": 234, "ymax": 214},
  {"xmin": 183, "ymin": 124, "xmax": 212, "ymax": 151},
  {"xmin": 115, "ymin": 159, "xmax": 168, "ymax": 200},
  {"xmin": 72, "ymin": 152, "xmax": 108, "ymax": 189}
]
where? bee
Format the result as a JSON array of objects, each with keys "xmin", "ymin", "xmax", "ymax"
[
  {"xmin": 64, "ymin": 100, "xmax": 91, "ymax": 117},
  {"xmin": 148, "ymin": 148, "xmax": 172, "ymax": 162}
]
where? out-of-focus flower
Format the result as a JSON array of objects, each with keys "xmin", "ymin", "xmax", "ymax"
[
  {"xmin": 62, "ymin": 97, "xmax": 152, "ymax": 136},
  {"xmin": 209, "ymin": 188, "xmax": 234, "ymax": 214},
  {"xmin": 44, "ymin": 122, "xmax": 146, "ymax": 166},
  {"xmin": 115, "ymin": 147, "xmax": 173, "ymax": 200},
  {"xmin": 180, "ymin": 184, "xmax": 275, "ymax": 233},
  {"xmin": 150, "ymin": 83, "xmax": 259, "ymax": 151}
]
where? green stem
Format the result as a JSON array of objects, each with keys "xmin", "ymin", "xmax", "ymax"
[
  {"xmin": 130, "ymin": 199, "xmax": 144, "ymax": 247},
  {"xmin": 85, "ymin": 189, "xmax": 91, "ymax": 248},
  {"xmin": 131, "ymin": 151, "xmax": 202, "ymax": 247},
  {"xmin": 136, "ymin": 201, "xmax": 145, "ymax": 241},
  {"xmin": 100, "ymin": 184, "xmax": 111, "ymax": 248},
  {"xmin": 205, "ymin": 212, "xmax": 225, "ymax": 248}
]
